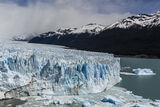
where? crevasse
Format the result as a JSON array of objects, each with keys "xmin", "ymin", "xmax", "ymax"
[{"xmin": 0, "ymin": 42, "xmax": 121, "ymax": 98}]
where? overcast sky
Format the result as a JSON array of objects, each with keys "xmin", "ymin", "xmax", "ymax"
[{"xmin": 0, "ymin": 0, "xmax": 160, "ymax": 41}]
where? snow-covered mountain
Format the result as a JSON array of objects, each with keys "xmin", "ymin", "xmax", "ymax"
[
  {"xmin": 107, "ymin": 11, "xmax": 160, "ymax": 29},
  {"xmin": 56, "ymin": 23, "xmax": 105, "ymax": 35},
  {"xmin": 13, "ymin": 23, "xmax": 105, "ymax": 41},
  {"xmin": 16, "ymin": 10, "xmax": 160, "ymax": 58},
  {"xmin": 15, "ymin": 10, "xmax": 160, "ymax": 41},
  {"xmin": 39, "ymin": 23, "xmax": 105, "ymax": 38}
]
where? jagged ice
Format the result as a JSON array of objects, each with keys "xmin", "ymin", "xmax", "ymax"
[{"xmin": 0, "ymin": 42, "xmax": 121, "ymax": 99}]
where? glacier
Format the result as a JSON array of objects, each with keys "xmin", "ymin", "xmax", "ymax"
[{"xmin": 0, "ymin": 42, "xmax": 121, "ymax": 99}]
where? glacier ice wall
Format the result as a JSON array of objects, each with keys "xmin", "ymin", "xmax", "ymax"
[{"xmin": 0, "ymin": 42, "xmax": 120, "ymax": 98}]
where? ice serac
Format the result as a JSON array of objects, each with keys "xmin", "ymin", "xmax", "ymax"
[{"xmin": 0, "ymin": 42, "xmax": 120, "ymax": 98}]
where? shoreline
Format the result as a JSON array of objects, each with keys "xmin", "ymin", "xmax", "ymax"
[{"xmin": 115, "ymin": 54, "xmax": 160, "ymax": 59}]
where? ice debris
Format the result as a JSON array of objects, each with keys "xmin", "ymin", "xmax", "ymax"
[
  {"xmin": 74, "ymin": 97, "xmax": 96, "ymax": 106},
  {"xmin": 101, "ymin": 95, "xmax": 122, "ymax": 106},
  {"xmin": 13, "ymin": 86, "xmax": 160, "ymax": 107},
  {"xmin": 132, "ymin": 68, "xmax": 155, "ymax": 75}
]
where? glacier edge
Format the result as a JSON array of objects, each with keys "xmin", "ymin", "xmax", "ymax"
[{"xmin": 0, "ymin": 42, "xmax": 121, "ymax": 99}]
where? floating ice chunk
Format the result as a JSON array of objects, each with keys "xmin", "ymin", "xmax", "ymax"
[
  {"xmin": 101, "ymin": 95, "xmax": 122, "ymax": 106},
  {"xmin": 132, "ymin": 68, "xmax": 155, "ymax": 75}
]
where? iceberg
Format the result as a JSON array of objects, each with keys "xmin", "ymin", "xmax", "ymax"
[
  {"xmin": 132, "ymin": 68, "xmax": 155, "ymax": 75},
  {"xmin": 101, "ymin": 95, "xmax": 122, "ymax": 105},
  {"xmin": 0, "ymin": 42, "xmax": 121, "ymax": 99}
]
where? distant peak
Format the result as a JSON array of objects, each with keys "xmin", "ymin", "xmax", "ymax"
[
  {"xmin": 107, "ymin": 10, "xmax": 160, "ymax": 29},
  {"xmin": 54, "ymin": 23, "xmax": 105, "ymax": 35}
]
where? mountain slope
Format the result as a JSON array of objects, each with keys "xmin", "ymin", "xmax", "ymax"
[
  {"xmin": 29, "ymin": 11, "xmax": 160, "ymax": 58},
  {"xmin": 13, "ymin": 23, "xmax": 105, "ymax": 41}
]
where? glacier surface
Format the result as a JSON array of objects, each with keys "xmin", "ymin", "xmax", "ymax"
[{"xmin": 0, "ymin": 42, "xmax": 121, "ymax": 99}]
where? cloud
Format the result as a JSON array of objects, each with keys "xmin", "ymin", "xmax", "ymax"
[{"xmin": 0, "ymin": 0, "xmax": 132, "ymax": 41}]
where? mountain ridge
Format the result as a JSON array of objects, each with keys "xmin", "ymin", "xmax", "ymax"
[
  {"xmin": 16, "ymin": 11, "xmax": 160, "ymax": 58},
  {"xmin": 107, "ymin": 10, "xmax": 160, "ymax": 29},
  {"xmin": 13, "ymin": 23, "xmax": 105, "ymax": 41}
]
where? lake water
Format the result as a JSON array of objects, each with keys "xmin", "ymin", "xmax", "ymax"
[{"xmin": 117, "ymin": 57, "xmax": 160, "ymax": 100}]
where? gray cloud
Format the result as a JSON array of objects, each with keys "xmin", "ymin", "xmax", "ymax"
[{"xmin": 0, "ymin": 0, "xmax": 132, "ymax": 41}]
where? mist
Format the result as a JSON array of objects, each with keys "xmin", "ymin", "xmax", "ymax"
[{"xmin": 0, "ymin": 0, "xmax": 132, "ymax": 41}]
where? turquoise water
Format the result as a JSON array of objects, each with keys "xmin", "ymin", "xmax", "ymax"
[{"xmin": 117, "ymin": 57, "xmax": 160, "ymax": 100}]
